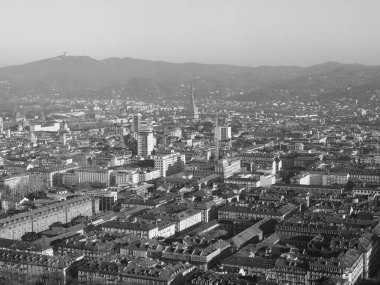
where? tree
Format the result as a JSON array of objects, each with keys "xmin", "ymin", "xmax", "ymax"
[
  {"xmin": 26, "ymin": 191, "xmax": 47, "ymax": 200},
  {"xmin": 21, "ymin": 232, "xmax": 41, "ymax": 242},
  {"xmin": 123, "ymin": 134, "xmax": 137, "ymax": 155}
]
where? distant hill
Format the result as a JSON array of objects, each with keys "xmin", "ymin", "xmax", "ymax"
[{"xmin": 0, "ymin": 56, "xmax": 379, "ymax": 102}]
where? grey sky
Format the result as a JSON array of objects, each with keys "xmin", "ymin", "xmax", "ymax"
[{"xmin": 0, "ymin": 0, "xmax": 379, "ymax": 67}]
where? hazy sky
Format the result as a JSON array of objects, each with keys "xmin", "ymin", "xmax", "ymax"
[{"xmin": 1, "ymin": 0, "xmax": 379, "ymax": 67}]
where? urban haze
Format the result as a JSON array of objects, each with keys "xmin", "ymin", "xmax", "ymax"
[{"xmin": 0, "ymin": 1, "xmax": 380, "ymax": 285}]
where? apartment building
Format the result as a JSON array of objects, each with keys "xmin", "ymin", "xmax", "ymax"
[
  {"xmin": 78, "ymin": 260, "xmax": 195, "ymax": 285},
  {"xmin": 0, "ymin": 173, "xmax": 29, "ymax": 191},
  {"xmin": 218, "ymin": 203, "xmax": 297, "ymax": 221},
  {"xmin": 154, "ymin": 152, "xmax": 185, "ymax": 177},
  {"xmin": 185, "ymin": 157, "xmax": 241, "ymax": 179},
  {"xmin": 215, "ymin": 125, "xmax": 231, "ymax": 141},
  {"xmin": 0, "ymin": 196, "xmax": 98, "ymax": 240},
  {"xmin": 137, "ymin": 131, "xmax": 154, "ymax": 156},
  {"xmin": 101, "ymin": 221, "xmax": 175, "ymax": 239},
  {"xmin": 290, "ymin": 171, "xmax": 349, "ymax": 186},
  {"xmin": 0, "ymin": 250, "xmax": 83, "ymax": 284},
  {"xmin": 28, "ymin": 164, "xmax": 79, "ymax": 188},
  {"xmin": 75, "ymin": 167, "xmax": 113, "ymax": 187}
]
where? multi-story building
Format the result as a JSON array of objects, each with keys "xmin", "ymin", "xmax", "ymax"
[
  {"xmin": 164, "ymin": 126, "xmax": 182, "ymax": 138},
  {"xmin": 186, "ymin": 157, "xmax": 241, "ymax": 179},
  {"xmin": 0, "ymin": 173, "xmax": 29, "ymax": 192},
  {"xmin": 218, "ymin": 203, "xmax": 297, "ymax": 221},
  {"xmin": 83, "ymin": 190, "xmax": 117, "ymax": 211},
  {"xmin": 137, "ymin": 131, "xmax": 154, "ymax": 156},
  {"xmin": 241, "ymin": 153, "xmax": 282, "ymax": 174},
  {"xmin": 132, "ymin": 113, "xmax": 142, "ymax": 132},
  {"xmin": 0, "ymin": 250, "xmax": 83, "ymax": 284},
  {"xmin": 101, "ymin": 221, "xmax": 175, "ymax": 239},
  {"xmin": 162, "ymin": 240, "xmax": 230, "ymax": 270},
  {"xmin": 115, "ymin": 169, "xmax": 140, "ymax": 185},
  {"xmin": 115, "ymin": 168, "xmax": 161, "ymax": 185},
  {"xmin": 139, "ymin": 168, "xmax": 161, "ymax": 181},
  {"xmin": 349, "ymin": 170, "xmax": 380, "ymax": 186},
  {"xmin": 78, "ymin": 260, "xmax": 195, "ymax": 285},
  {"xmin": 141, "ymin": 209, "xmax": 202, "ymax": 233},
  {"xmin": 75, "ymin": 167, "xmax": 113, "ymax": 187},
  {"xmin": 29, "ymin": 164, "xmax": 79, "ymax": 188},
  {"xmin": 308, "ymin": 249, "xmax": 363, "ymax": 285},
  {"xmin": 62, "ymin": 172, "xmax": 80, "ymax": 187},
  {"xmin": 291, "ymin": 171, "xmax": 350, "ymax": 186},
  {"xmin": 154, "ymin": 152, "xmax": 186, "ymax": 177},
  {"xmin": 0, "ymin": 196, "xmax": 98, "ymax": 240},
  {"xmin": 215, "ymin": 126, "xmax": 231, "ymax": 141},
  {"xmin": 225, "ymin": 172, "xmax": 275, "ymax": 189}
]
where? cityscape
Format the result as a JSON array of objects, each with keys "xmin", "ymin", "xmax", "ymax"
[{"xmin": 1, "ymin": 1, "xmax": 380, "ymax": 285}]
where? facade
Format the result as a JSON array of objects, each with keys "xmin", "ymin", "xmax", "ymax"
[
  {"xmin": 101, "ymin": 221, "xmax": 175, "ymax": 239},
  {"xmin": 29, "ymin": 164, "xmax": 79, "ymax": 188},
  {"xmin": 132, "ymin": 113, "xmax": 141, "ymax": 132},
  {"xmin": 218, "ymin": 204, "xmax": 297, "ymax": 221},
  {"xmin": 137, "ymin": 131, "xmax": 154, "ymax": 156},
  {"xmin": 186, "ymin": 157, "xmax": 241, "ymax": 179},
  {"xmin": 78, "ymin": 261, "xmax": 195, "ymax": 285},
  {"xmin": 308, "ymin": 249, "xmax": 363, "ymax": 285},
  {"xmin": 115, "ymin": 168, "xmax": 161, "ymax": 185},
  {"xmin": 154, "ymin": 152, "xmax": 186, "ymax": 177},
  {"xmin": 0, "ymin": 173, "xmax": 29, "ymax": 192},
  {"xmin": 0, "ymin": 250, "xmax": 83, "ymax": 284},
  {"xmin": 62, "ymin": 172, "xmax": 80, "ymax": 187},
  {"xmin": 0, "ymin": 196, "xmax": 97, "ymax": 240},
  {"xmin": 139, "ymin": 169, "xmax": 161, "ymax": 181},
  {"xmin": 115, "ymin": 169, "xmax": 140, "ymax": 185},
  {"xmin": 162, "ymin": 240, "xmax": 230, "ymax": 270},
  {"xmin": 349, "ymin": 170, "xmax": 380, "ymax": 186},
  {"xmin": 215, "ymin": 126, "xmax": 232, "ymax": 141},
  {"xmin": 291, "ymin": 171, "xmax": 349, "ymax": 186},
  {"xmin": 241, "ymin": 153, "xmax": 282, "ymax": 174},
  {"xmin": 74, "ymin": 167, "xmax": 113, "ymax": 187},
  {"xmin": 145, "ymin": 209, "xmax": 203, "ymax": 233},
  {"xmin": 83, "ymin": 190, "xmax": 117, "ymax": 211},
  {"xmin": 225, "ymin": 172, "xmax": 275, "ymax": 189}
]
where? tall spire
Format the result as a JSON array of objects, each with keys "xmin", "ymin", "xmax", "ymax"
[
  {"xmin": 214, "ymin": 116, "xmax": 219, "ymax": 161},
  {"xmin": 187, "ymin": 83, "xmax": 199, "ymax": 121}
]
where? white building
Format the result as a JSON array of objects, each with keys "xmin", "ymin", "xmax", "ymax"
[
  {"xmin": 137, "ymin": 131, "xmax": 154, "ymax": 156},
  {"xmin": 115, "ymin": 170, "xmax": 140, "ymax": 185},
  {"xmin": 75, "ymin": 167, "xmax": 113, "ymax": 187},
  {"xmin": 215, "ymin": 126, "xmax": 231, "ymax": 141},
  {"xmin": 154, "ymin": 152, "xmax": 186, "ymax": 177}
]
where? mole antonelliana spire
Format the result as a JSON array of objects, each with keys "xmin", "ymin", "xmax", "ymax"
[{"xmin": 188, "ymin": 83, "xmax": 199, "ymax": 121}]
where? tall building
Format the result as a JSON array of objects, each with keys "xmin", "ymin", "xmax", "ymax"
[
  {"xmin": 215, "ymin": 125, "xmax": 232, "ymax": 141},
  {"xmin": 132, "ymin": 113, "xmax": 142, "ymax": 132},
  {"xmin": 0, "ymin": 117, "xmax": 3, "ymax": 134},
  {"xmin": 137, "ymin": 131, "xmax": 154, "ymax": 156},
  {"xmin": 187, "ymin": 86, "xmax": 199, "ymax": 121},
  {"xmin": 154, "ymin": 152, "xmax": 186, "ymax": 177}
]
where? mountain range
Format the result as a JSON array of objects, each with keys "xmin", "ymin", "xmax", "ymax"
[{"xmin": 0, "ymin": 56, "xmax": 380, "ymax": 102}]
